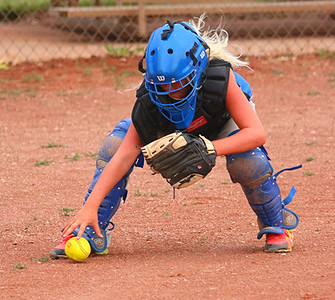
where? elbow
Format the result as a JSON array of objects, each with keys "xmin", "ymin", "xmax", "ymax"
[
  {"xmin": 257, "ymin": 129, "xmax": 266, "ymax": 147},
  {"xmin": 259, "ymin": 135, "xmax": 266, "ymax": 147},
  {"xmin": 251, "ymin": 125, "xmax": 266, "ymax": 148}
]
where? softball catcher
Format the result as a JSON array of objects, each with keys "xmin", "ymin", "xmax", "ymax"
[{"xmin": 51, "ymin": 16, "xmax": 301, "ymax": 258}]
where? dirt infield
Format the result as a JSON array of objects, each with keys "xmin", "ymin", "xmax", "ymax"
[{"xmin": 0, "ymin": 54, "xmax": 334, "ymax": 299}]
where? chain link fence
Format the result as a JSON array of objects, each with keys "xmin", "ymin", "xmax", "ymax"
[{"xmin": 0, "ymin": 0, "xmax": 334, "ymax": 64}]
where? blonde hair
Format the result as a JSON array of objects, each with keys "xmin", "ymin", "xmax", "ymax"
[{"xmin": 190, "ymin": 14, "xmax": 248, "ymax": 69}]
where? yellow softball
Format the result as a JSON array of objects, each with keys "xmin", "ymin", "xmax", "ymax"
[{"xmin": 65, "ymin": 237, "xmax": 91, "ymax": 262}]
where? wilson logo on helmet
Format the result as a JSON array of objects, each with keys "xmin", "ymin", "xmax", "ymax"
[{"xmin": 157, "ymin": 76, "xmax": 165, "ymax": 81}]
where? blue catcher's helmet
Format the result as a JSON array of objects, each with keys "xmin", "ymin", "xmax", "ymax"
[{"xmin": 140, "ymin": 21, "xmax": 209, "ymax": 129}]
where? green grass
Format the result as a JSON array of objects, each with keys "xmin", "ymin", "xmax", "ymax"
[
  {"xmin": 0, "ymin": 61, "xmax": 9, "ymax": 70},
  {"xmin": 134, "ymin": 188, "xmax": 169, "ymax": 197},
  {"xmin": 0, "ymin": 89, "xmax": 21, "ymax": 97},
  {"xmin": 105, "ymin": 45, "xmax": 135, "ymax": 58},
  {"xmin": 327, "ymin": 73, "xmax": 335, "ymax": 86},
  {"xmin": 22, "ymin": 73, "xmax": 44, "ymax": 83},
  {"xmin": 0, "ymin": 0, "xmax": 49, "ymax": 13},
  {"xmin": 105, "ymin": 45, "xmax": 145, "ymax": 58},
  {"xmin": 34, "ymin": 159, "xmax": 54, "ymax": 166},
  {"xmin": 65, "ymin": 152, "xmax": 81, "ymax": 162},
  {"xmin": 82, "ymin": 68, "xmax": 93, "ymax": 77},
  {"xmin": 38, "ymin": 256, "xmax": 50, "ymax": 262},
  {"xmin": 23, "ymin": 87, "xmax": 37, "ymax": 98},
  {"xmin": 57, "ymin": 91, "xmax": 69, "ymax": 97},
  {"xmin": 307, "ymin": 91, "xmax": 320, "ymax": 96},
  {"xmin": 41, "ymin": 142, "xmax": 67, "ymax": 148},
  {"xmin": 31, "ymin": 256, "xmax": 50, "ymax": 262},
  {"xmin": 99, "ymin": 60, "xmax": 117, "ymax": 75},
  {"xmin": 317, "ymin": 49, "xmax": 335, "ymax": 61},
  {"xmin": 75, "ymin": 0, "xmax": 116, "ymax": 7},
  {"xmin": 58, "ymin": 207, "xmax": 76, "ymax": 217},
  {"xmin": 0, "ymin": 0, "xmax": 115, "ymax": 19},
  {"xmin": 271, "ymin": 69, "xmax": 284, "ymax": 75},
  {"xmin": 134, "ymin": 189, "xmax": 142, "ymax": 196},
  {"xmin": 183, "ymin": 201, "xmax": 199, "ymax": 206},
  {"xmin": 84, "ymin": 151, "xmax": 98, "ymax": 159},
  {"xmin": 196, "ymin": 183, "xmax": 206, "ymax": 190},
  {"xmin": 10, "ymin": 263, "xmax": 27, "ymax": 270},
  {"xmin": 303, "ymin": 172, "xmax": 315, "ymax": 176}
]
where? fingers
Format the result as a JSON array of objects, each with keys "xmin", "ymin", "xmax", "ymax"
[
  {"xmin": 62, "ymin": 222, "xmax": 102, "ymax": 239},
  {"xmin": 62, "ymin": 220, "xmax": 73, "ymax": 236},
  {"xmin": 62, "ymin": 218, "xmax": 86, "ymax": 239},
  {"xmin": 61, "ymin": 208, "xmax": 103, "ymax": 239},
  {"xmin": 75, "ymin": 224, "xmax": 87, "ymax": 239},
  {"xmin": 93, "ymin": 223, "xmax": 103, "ymax": 238},
  {"xmin": 61, "ymin": 218, "xmax": 102, "ymax": 239}
]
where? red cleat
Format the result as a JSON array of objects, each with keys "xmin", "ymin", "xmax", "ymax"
[
  {"xmin": 49, "ymin": 234, "xmax": 75, "ymax": 259},
  {"xmin": 264, "ymin": 229, "xmax": 294, "ymax": 253}
]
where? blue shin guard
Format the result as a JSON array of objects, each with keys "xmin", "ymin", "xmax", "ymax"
[
  {"xmin": 74, "ymin": 118, "xmax": 144, "ymax": 252},
  {"xmin": 226, "ymin": 147, "xmax": 301, "ymax": 239},
  {"xmin": 78, "ymin": 172, "xmax": 131, "ymax": 252}
]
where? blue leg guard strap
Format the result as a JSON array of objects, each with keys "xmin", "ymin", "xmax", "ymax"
[
  {"xmin": 73, "ymin": 118, "xmax": 143, "ymax": 252},
  {"xmin": 226, "ymin": 147, "xmax": 302, "ymax": 240}
]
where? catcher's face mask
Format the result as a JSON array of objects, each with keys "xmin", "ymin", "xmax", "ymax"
[{"xmin": 138, "ymin": 21, "xmax": 210, "ymax": 129}]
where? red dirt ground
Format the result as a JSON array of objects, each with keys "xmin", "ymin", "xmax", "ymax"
[{"xmin": 0, "ymin": 54, "xmax": 334, "ymax": 299}]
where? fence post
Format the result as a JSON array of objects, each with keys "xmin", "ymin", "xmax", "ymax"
[
  {"xmin": 138, "ymin": 0, "xmax": 146, "ymax": 37},
  {"xmin": 69, "ymin": 0, "xmax": 79, "ymax": 6},
  {"xmin": 50, "ymin": 0, "xmax": 62, "ymax": 6}
]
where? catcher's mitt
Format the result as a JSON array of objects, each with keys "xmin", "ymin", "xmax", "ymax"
[{"xmin": 141, "ymin": 132, "xmax": 217, "ymax": 189}]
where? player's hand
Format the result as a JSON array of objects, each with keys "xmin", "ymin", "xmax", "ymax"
[{"xmin": 61, "ymin": 204, "xmax": 103, "ymax": 239}]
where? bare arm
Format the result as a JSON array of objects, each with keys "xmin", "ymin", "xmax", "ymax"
[
  {"xmin": 212, "ymin": 69, "xmax": 266, "ymax": 156},
  {"xmin": 62, "ymin": 122, "xmax": 142, "ymax": 238}
]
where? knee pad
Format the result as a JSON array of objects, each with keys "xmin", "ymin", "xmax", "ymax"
[
  {"xmin": 97, "ymin": 118, "xmax": 132, "ymax": 163},
  {"xmin": 226, "ymin": 148, "xmax": 300, "ymax": 239},
  {"xmin": 227, "ymin": 147, "xmax": 272, "ymax": 189}
]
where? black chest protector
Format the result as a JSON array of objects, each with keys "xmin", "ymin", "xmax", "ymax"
[{"xmin": 132, "ymin": 59, "xmax": 232, "ymax": 145}]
